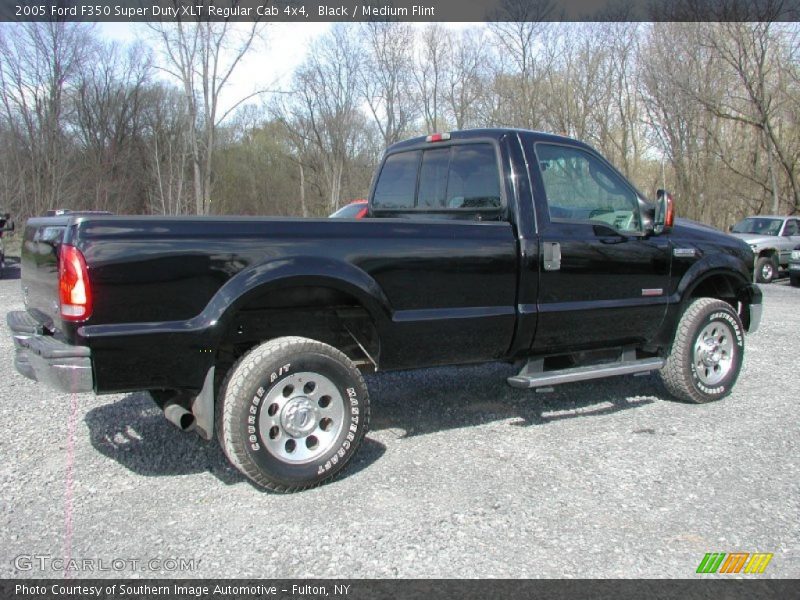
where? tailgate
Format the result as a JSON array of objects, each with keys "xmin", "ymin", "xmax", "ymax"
[{"xmin": 20, "ymin": 216, "xmax": 71, "ymax": 331}]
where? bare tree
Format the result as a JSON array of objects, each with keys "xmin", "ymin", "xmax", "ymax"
[
  {"xmin": 73, "ymin": 41, "xmax": 152, "ymax": 213},
  {"xmin": 488, "ymin": 0, "xmax": 555, "ymax": 129},
  {"xmin": 283, "ymin": 25, "xmax": 364, "ymax": 212},
  {"xmin": 148, "ymin": 19, "xmax": 268, "ymax": 215},
  {"xmin": 698, "ymin": 22, "xmax": 799, "ymax": 214},
  {"xmin": 361, "ymin": 22, "xmax": 417, "ymax": 146},
  {"xmin": 640, "ymin": 23, "xmax": 723, "ymax": 223},
  {"xmin": 142, "ymin": 83, "xmax": 191, "ymax": 215},
  {"xmin": 412, "ymin": 25, "xmax": 451, "ymax": 132},
  {"xmin": 446, "ymin": 28, "xmax": 491, "ymax": 130},
  {"xmin": 0, "ymin": 22, "xmax": 94, "ymax": 216},
  {"xmin": 595, "ymin": 23, "xmax": 644, "ymax": 178}
]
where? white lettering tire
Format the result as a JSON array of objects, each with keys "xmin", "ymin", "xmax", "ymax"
[
  {"xmin": 219, "ymin": 336, "xmax": 370, "ymax": 492},
  {"xmin": 659, "ymin": 298, "xmax": 745, "ymax": 404}
]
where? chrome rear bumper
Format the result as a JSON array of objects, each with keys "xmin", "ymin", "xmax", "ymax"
[{"xmin": 7, "ymin": 311, "xmax": 93, "ymax": 394}]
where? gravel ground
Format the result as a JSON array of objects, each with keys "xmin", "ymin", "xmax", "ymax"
[{"xmin": 0, "ymin": 256, "xmax": 798, "ymax": 579}]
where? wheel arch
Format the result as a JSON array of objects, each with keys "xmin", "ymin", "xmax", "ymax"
[
  {"xmin": 204, "ymin": 257, "xmax": 391, "ymax": 375},
  {"xmin": 658, "ymin": 258, "xmax": 754, "ymax": 350}
]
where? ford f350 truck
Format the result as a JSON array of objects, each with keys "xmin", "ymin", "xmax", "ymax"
[{"xmin": 7, "ymin": 129, "xmax": 762, "ymax": 492}]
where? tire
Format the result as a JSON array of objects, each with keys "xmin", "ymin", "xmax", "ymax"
[
  {"xmin": 219, "ymin": 336, "xmax": 370, "ymax": 492},
  {"xmin": 755, "ymin": 256, "xmax": 777, "ymax": 283},
  {"xmin": 790, "ymin": 275, "xmax": 800, "ymax": 287},
  {"xmin": 659, "ymin": 298, "xmax": 745, "ymax": 404}
]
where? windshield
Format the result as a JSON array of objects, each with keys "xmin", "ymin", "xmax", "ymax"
[{"xmin": 731, "ymin": 217, "xmax": 783, "ymax": 236}]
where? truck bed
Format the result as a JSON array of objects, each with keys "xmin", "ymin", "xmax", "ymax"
[{"xmin": 21, "ymin": 214, "xmax": 520, "ymax": 392}]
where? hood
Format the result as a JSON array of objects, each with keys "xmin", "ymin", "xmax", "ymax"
[
  {"xmin": 671, "ymin": 218, "xmax": 752, "ymax": 253},
  {"xmin": 729, "ymin": 232, "xmax": 775, "ymax": 245}
]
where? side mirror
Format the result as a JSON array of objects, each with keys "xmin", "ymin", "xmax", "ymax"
[
  {"xmin": 653, "ymin": 189, "xmax": 674, "ymax": 235},
  {"xmin": 728, "ymin": 225, "xmax": 734, "ymax": 232}
]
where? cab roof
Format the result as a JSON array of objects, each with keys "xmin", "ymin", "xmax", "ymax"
[{"xmin": 386, "ymin": 128, "xmax": 596, "ymax": 154}]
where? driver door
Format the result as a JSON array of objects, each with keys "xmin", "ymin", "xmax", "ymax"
[{"xmin": 529, "ymin": 142, "xmax": 671, "ymax": 353}]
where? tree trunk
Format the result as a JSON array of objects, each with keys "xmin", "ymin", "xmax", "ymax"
[{"xmin": 299, "ymin": 162, "xmax": 308, "ymax": 218}]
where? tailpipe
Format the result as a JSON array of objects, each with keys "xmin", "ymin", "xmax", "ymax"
[{"xmin": 163, "ymin": 401, "xmax": 196, "ymax": 432}]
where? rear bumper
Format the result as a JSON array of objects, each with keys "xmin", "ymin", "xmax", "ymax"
[{"xmin": 7, "ymin": 311, "xmax": 94, "ymax": 394}]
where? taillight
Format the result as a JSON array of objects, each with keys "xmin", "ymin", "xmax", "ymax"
[{"xmin": 59, "ymin": 245, "xmax": 92, "ymax": 321}]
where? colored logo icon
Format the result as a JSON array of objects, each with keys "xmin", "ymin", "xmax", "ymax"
[{"xmin": 696, "ymin": 552, "xmax": 773, "ymax": 574}]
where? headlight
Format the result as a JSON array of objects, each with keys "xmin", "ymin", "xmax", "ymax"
[{"xmin": 792, "ymin": 250, "xmax": 800, "ymax": 260}]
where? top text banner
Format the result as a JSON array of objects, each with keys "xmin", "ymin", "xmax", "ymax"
[{"xmin": 4, "ymin": 0, "xmax": 800, "ymax": 22}]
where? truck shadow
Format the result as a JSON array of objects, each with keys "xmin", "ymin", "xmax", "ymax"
[
  {"xmin": 83, "ymin": 392, "xmax": 387, "ymax": 489},
  {"xmin": 364, "ymin": 362, "xmax": 661, "ymax": 437},
  {"xmin": 84, "ymin": 364, "xmax": 660, "ymax": 488}
]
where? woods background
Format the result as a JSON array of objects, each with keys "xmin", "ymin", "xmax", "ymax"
[{"xmin": 1, "ymin": 20, "xmax": 799, "ymax": 229}]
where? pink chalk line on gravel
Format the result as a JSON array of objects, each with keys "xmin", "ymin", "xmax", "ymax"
[{"xmin": 64, "ymin": 392, "xmax": 78, "ymax": 579}]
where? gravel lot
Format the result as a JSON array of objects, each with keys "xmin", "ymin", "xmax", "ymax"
[{"xmin": 0, "ymin": 256, "xmax": 798, "ymax": 579}]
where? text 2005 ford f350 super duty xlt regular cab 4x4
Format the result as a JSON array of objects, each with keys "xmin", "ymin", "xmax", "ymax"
[{"xmin": 7, "ymin": 129, "xmax": 762, "ymax": 492}]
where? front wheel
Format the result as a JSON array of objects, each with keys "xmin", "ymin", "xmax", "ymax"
[
  {"xmin": 755, "ymin": 256, "xmax": 777, "ymax": 283},
  {"xmin": 790, "ymin": 274, "xmax": 800, "ymax": 287},
  {"xmin": 659, "ymin": 298, "xmax": 745, "ymax": 404},
  {"xmin": 219, "ymin": 336, "xmax": 370, "ymax": 492}
]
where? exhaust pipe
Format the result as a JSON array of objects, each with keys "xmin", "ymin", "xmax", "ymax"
[{"xmin": 163, "ymin": 401, "xmax": 196, "ymax": 432}]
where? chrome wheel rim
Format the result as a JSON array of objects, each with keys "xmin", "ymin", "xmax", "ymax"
[
  {"xmin": 258, "ymin": 372, "xmax": 345, "ymax": 464},
  {"xmin": 693, "ymin": 321, "xmax": 735, "ymax": 386},
  {"xmin": 761, "ymin": 263, "xmax": 773, "ymax": 280}
]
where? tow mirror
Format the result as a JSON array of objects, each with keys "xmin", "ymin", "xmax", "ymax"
[{"xmin": 654, "ymin": 189, "xmax": 674, "ymax": 235}]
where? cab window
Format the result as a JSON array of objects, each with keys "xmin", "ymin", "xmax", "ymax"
[
  {"xmin": 535, "ymin": 143, "xmax": 641, "ymax": 233},
  {"xmin": 372, "ymin": 151, "xmax": 420, "ymax": 210},
  {"xmin": 374, "ymin": 143, "xmax": 502, "ymax": 213}
]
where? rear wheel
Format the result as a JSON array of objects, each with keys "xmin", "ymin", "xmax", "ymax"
[
  {"xmin": 790, "ymin": 274, "xmax": 800, "ymax": 287},
  {"xmin": 755, "ymin": 256, "xmax": 777, "ymax": 283},
  {"xmin": 219, "ymin": 336, "xmax": 369, "ymax": 492},
  {"xmin": 659, "ymin": 298, "xmax": 745, "ymax": 404}
]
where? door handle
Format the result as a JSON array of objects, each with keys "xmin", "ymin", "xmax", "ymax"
[{"xmin": 543, "ymin": 242, "xmax": 561, "ymax": 271}]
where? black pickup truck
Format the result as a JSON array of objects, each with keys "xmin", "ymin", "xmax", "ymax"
[{"xmin": 7, "ymin": 129, "xmax": 762, "ymax": 492}]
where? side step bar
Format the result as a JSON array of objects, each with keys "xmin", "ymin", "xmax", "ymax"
[{"xmin": 507, "ymin": 357, "xmax": 665, "ymax": 389}]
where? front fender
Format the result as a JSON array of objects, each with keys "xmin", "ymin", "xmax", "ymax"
[{"xmin": 675, "ymin": 253, "xmax": 752, "ymax": 302}]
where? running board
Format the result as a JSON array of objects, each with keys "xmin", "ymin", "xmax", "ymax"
[{"xmin": 507, "ymin": 357, "xmax": 665, "ymax": 389}]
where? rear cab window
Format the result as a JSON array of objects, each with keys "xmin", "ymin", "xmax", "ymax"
[{"xmin": 372, "ymin": 142, "xmax": 504, "ymax": 219}]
